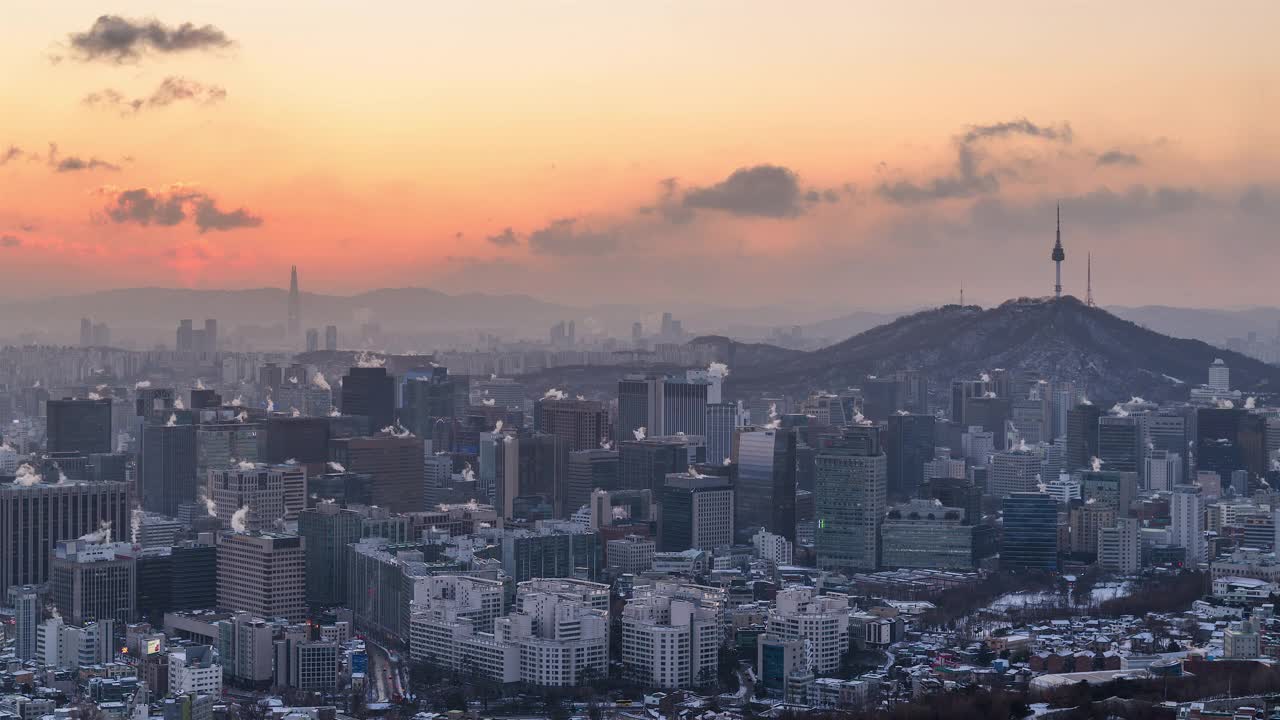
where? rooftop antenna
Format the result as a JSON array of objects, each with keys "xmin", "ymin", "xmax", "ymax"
[{"xmin": 1087, "ymin": 253, "xmax": 1094, "ymax": 307}]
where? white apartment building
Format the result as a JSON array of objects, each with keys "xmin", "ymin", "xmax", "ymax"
[
  {"xmin": 752, "ymin": 528, "xmax": 794, "ymax": 566},
  {"xmin": 409, "ymin": 576, "xmax": 607, "ymax": 687},
  {"xmin": 767, "ymin": 587, "xmax": 851, "ymax": 675},
  {"xmin": 621, "ymin": 594, "xmax": 719, "ymax": 689}
]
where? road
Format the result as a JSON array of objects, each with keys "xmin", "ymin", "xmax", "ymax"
[{"xmin": 365, "ymin": 639, "xmax": 404, "ymax": 703}]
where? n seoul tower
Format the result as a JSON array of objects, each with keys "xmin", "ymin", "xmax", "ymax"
[{"xmin": 1051, "ymin": 205, "xmax": 1065, "ymax": 299}]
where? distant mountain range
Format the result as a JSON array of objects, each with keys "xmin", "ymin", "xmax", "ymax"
[
  {"xmin": 1, "ymin": 286, "xmax": 1277, "ymax": 354},
  {"xmin": 0, "ymin": 286, "xmax": 872, "ymax": 347}
]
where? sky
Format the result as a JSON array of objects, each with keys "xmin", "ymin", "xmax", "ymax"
[{"xmin": 1, "ymin": 1, "xmax": 1278, "ymax": 310}]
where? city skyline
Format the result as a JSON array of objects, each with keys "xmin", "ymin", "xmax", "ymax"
[{"xmin": 1, "ymin": 2, "xmax": 1278, "ymax": 307}]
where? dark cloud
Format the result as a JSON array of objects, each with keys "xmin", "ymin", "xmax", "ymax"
[
  {"xmin": 804, "ymin": 188, "xmax": 841, "ymax": 204},
  {"xmin": 1, "ymin": 145, "xmax": 24, "ymax": 165},
  {"xmin": 486, "ymin": 227, "xmax": 519, "ymax": 247},
  {"xmin": 83, "ymin": 76, "xmax": 227, "ymax": 115},
  {"xmin": 878, "ymin": 118, "xmax": 1073, "ymax": 205},
  {"xmin": 48, "ymin": 143, "xmax": 120, "ymax": 173},
  {"xmin": 103, "ymin": 186, "xmax": 262, "ymax": 233},
  {"xmin": 682, "ymin": 164, "xmax": 804, "ymax": 218},
  {"xmin": 68, "ymin": 15, "xmax": 233, "ymax": 63},
  {"xmin": 18, "ymin": 224, "xmax": 37, "ymax": 232},
  {"xmin": 1097, "ymin": 150, "xmax": 1142, "ymax": 167},
  {"xmin": 0, "ymin": 235, "xmax": 20, "ymax": 248},
  {"xmin": 193, "ymin": 200, "xmax": 263, "ymax": 232},
  {"xmin": 527, "ymin": 217, "xmax": 617, "ymax": 256}
]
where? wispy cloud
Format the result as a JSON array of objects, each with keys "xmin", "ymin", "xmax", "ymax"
[
  {"xmin": 83, "ymin": 77, "xmax": 227, "ymax": 115},
  {"xmin": 877, "ymin": 118, "xmax": 1073, "ymax": 205}
]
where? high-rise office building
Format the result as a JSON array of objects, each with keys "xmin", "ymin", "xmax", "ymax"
[
  {"xmin": 1098, "ymin": 415, "xmax": 1141, "ymax": 475},
  {"xmin": 659, "ymin": 471, "xmax": 735, "ymax": 551},
  {"xmin": 1171, "ymin": 484, "xmax": 1206, "ymax": 564},
  {"xmin": 535, "ymin": 397, "xmax": 609, "ymax": 452},
  {"xmin": 990, "ymin": 446, "xmax": 1042, "ymax": 497},
  {"xmin": 47, "ymin": 398, "xmax": 112, "ymax": 455},
  {"xmin": 8, "ymin": 584, "xmax": 40, "ymax": 660},
  {"xmin": 1198, "ymin": 407, "xmax": 1267, "ymax": 483},
  {"xmin": 140, "ymin": 420, "xmax": 198, "ymax": 516},
  {"xmin": 329, "ymin": 433, "xmax": 425, "ymax": 512},
  {"xmin": 1065, "ymin": 403, "xmax": 1102, "ymax": 472},
  {"xmin": 297, "ymin": 502, "xmax": 408, "ymax": 608},
  {"xmin": 886, "ymin": 413, "xmax": 935, "ymax": 499},
  {"xmin": 815, "ymin": 426, "xmax": 886, "ymax": 572},
  {"xmin": 217, "ymin": 533, "xmax": 306, "ymax": 621},
  {"xmin": 705, "ymin": 402, "xmax": 736, "ymax": 466},
  {"xmin": 209, "ymin": 465, "xmax": 288, "ymax": 532},
  {"xmin": 619, "ymin": 437, "xmax": 698, "ymax": 493},
  {"xmin": 733, "ymin": 427, "xmax": 797, "ymax": 542},
  {"xmin": 1208, "ymin": 358, "xmax": 1230, "ymax": 392},
  {"xmin": 305, "ymin": 329, "xmax": 319, "ymax": 352},
  {"xmin": 964, "ymin": 396, "xmax": 1013, "ymax": 449},
  {"xmin": 324, "ymin": 325, "xmax": 338, "ymax": 351},
  {"xmin": 616, "ymin": 373, "xmax": 709, "ymax": 443},
  {"xmin": 50, "ymin": 539, "xmax": 136, "ymax": 626},
  {"xmin": 196, "ymin": 418, "xmax": 261, "ymax": 479},
  {"xmin": 340, "ymin": 367, "xmax": 395, "ymax": 430},
  {"xmin": 133, "ymin": 543, "xmax": 218, "ymax": 620},
  {"xmin": 565, "ymin": 449, "xmax": 620, "ymax": 516},
  {"xmin": 80, "ymin": 317, "xmax": 93, "ymax": 346},
  {"xmin": 402, "ymin": 367, "xmax": 457, "ymax": 438},
  {"xmin": 0, "ymin": 479, "xmax": 132, "ymax": 597},
  {"xmin": 1000, "ymin": 492, "xmax": 1059, "ymax": 571}
]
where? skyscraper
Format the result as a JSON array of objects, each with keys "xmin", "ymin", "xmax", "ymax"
[
  {"xmin": 815, "ymin": 426, "xmax": 886, "ymax": 572},
  {"xmin": 140, "ymin": 421, "xmax": 198, "ymax": 517},
  {"xmin": 1171, "ymin": 484, "xmax": 1206, "ymax": 564},
  {"xmin": 1097, "ymin": 415, "xmax": 1141, "ymax": 474},
  {"xmin": 287, "ymin": 265, "xmax": 301, "ymax": 337},
  {"xmin": 1000, "ymin": 492, "xmax": 1059, "ymax": 571},
  {"xmin": 329, "ymin": 433, "xmax": 425, "ymax": 513},
  {"xmin": 886, "ymin": 413, "xmax": 935, "ymax": 499},
  {"xmin": 46, "ymin": 398, "xmax": 112, "ymax": 455},
  {"xmin": 340, "ymin": 367, "xmax": 396, "ymax": 430},
  {"xmin": 1066, "ymin": 402, "xmax": 1101, "ymax": 472},
  {"xmin": 49, "ymin": 539, "xmax": 136, "ymax": 625},
  {"xmin": 535, "ymin": 397, "xmax": 609, "ymax": 452},
  {"xmin": 616, "ymin": 373, "xmax": 709, "ymax": 443},
  {"xmin": 0, "ymin": 479, "xmax": 132, "ymax": 597},
  {"xmin": 565, "ymin": 449, "xmax": 620, "ymax": 515},
  {"xmin": 8, "ymin": 585, "xmax": 39, "ymax": 660},
  {"xmin": 659, "ymin": 471, "xmax": 735, "ymax": 551},
  {"xmin": 733, "ymin": 427, "xmax": 797, "ymax": 542},
  {"xmin": 402, "ymin": 367, "xmax": 457, "ymax": 438},
  {"xmin": 217, "ymin": 532, "xmax": 306, "ymax": 622},
  {"xmin": 324, "ymin": 325, "xmax": 338, "ymax": 351}
]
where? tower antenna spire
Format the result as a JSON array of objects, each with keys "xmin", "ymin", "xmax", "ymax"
[
  {"xmin": 1087, "ymin": 253, "xmax": 1094, "ymax": 307},
  {"xmin": 1051, "ymin": 204, "xmax": 1065, "ymax": 299}
]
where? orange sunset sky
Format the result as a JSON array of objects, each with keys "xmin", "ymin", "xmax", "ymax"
[{"xmin": 1, "ymin": 2, "xmax": 1277, "ymax": 309}]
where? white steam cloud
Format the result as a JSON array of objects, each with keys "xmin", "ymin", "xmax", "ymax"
[
  {"xmin": 230, "ymin": 505, "xmax": 250, "ymax": 533},
  {"xmin": 312, "ymin": 372, "xmax": 331, "ymax": 391}
]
